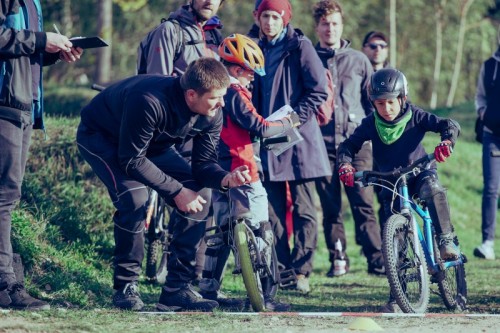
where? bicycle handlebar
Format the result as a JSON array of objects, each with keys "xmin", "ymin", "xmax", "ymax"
[{"xmin": 354, "ymin": 153, "xmax": 435, "ymax": 183}]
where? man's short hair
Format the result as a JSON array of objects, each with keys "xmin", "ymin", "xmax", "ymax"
[
  {"xmin": 312, "ymin": 0, "xmax": 343, "ymax": 26},
  {"xmin": 180, "ymin": 57, "xmax": 230, "ymax": 94}
]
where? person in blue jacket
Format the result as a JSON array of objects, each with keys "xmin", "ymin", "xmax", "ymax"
[
  {"xmin": 251, "ymin": 0, "xmax": 331, "ymax": 294},
  {"xmin": 0, "ymin": 0, "xmax": 82, "ymax": 311}
]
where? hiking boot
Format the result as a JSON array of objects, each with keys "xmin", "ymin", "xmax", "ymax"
[
  {"xmin": 156, "ymin": 284, "xmax": 218, "ymax": 312},
  {"xmin": 0, "ymin": 283, "xmax": 50, "ymax": 311},
  {"xmin": 265, "ymin": 297, "xmax": 291, "ymax": 312},
  {"xmin": 112, "ymin": 282, "xmax": 144, "ymax": 311},
  {"xmin": 295, "ymin": 274, "xmax": 310, "ymax": 294},
  {"xmin": 199, "ymin": 290, "xmax": 244, "ymax": 310},
  {"xmin": 473, "ymin": 241, "xmax": 495, "ymax": 260},
  {"xmin": 438, "ymin": 233, "xmax": 460, "ymax": 261}
]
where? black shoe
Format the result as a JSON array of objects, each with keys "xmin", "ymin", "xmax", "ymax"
[
  {"xmin": 199, "ymin": 290, "xmax": 244, "ymax": 310},
  {"xmin": 1, "ymin": 283, "xmax": 50, "ymax": 311},
  {"xmin": 157, "ymin": 284, "xmax": 218, "ymax": 312},
  {"xmin": 368, "ymin": 264, "xmax": 386, "ymax": 276},
  {"xmin": 265, "ymin": 297, "xmax": 291, "ymax": 312},
  {"xmin": 112, "ymin": 282, "xmax": 144, "ymax": 311}
]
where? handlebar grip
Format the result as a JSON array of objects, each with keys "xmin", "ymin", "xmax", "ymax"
[{"xmin": 91, "ymin": 83, "xmax": 105, "ymax": 92}]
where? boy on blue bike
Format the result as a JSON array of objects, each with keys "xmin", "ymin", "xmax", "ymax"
[{"xmin": 336, "ymin": 68, "xmax": 461, "ymax": 262}]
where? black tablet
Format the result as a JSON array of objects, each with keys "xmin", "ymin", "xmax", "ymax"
[{"xmin": 70, "ymin": 36, "xmax": 109, "ymax": 49}]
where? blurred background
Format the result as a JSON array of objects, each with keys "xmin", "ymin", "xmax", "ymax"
[{"xmin": 43, "ymin": 0, "xmax": 500, "ymax": 109}]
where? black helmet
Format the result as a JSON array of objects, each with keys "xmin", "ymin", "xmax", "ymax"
[{"xmin": 369, "ymin": 68, "xmax": 408, "ymax": 101}]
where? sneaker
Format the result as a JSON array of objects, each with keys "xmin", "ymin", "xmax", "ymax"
[
  {"xmin": 265, "ymin": 297, "xmax": 291, "ymax": 312},
  {"xmin": 112, "ymin": 282, "xmax": 144, "ymax": 311},
  {"xmin": 473, "ymin": 241, "xmax": 495, "ymax": 260},
  {"xmin": 295, "ymin": 274, "xmax": 310, "ymax": 294},
  {"xmin": 199, "ymin": 290, "xmax": 244, "ymax": 310},
  {"xmin": 438, "ymin": 233, "xmax": 460, "ymax": 261},
  {"xmin": 1, "ymin": 283, "xmax": 50, "ymax": 311},
  {"xmin": 326, "ymin": 263, "xmax": 349, "ymax": 277},
  {"xmin": 157, "ymin": 284, "xmax": 218, "ymax": 312}
]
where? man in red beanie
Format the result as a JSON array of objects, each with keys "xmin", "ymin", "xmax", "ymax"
[{"xmin": 252, "ymin": 0, "xmax": 331, "ymax": 294}]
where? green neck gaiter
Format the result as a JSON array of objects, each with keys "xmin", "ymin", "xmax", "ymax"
[{"xmin": 374, "ymin": 108, "xmax": 413, "ymax": 145}]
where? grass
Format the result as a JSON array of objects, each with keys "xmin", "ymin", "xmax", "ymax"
[{"xmin": 2, "ymin": 102, "xmax": 499, "ymax": 331}]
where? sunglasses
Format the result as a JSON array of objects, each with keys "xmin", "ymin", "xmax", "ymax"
[{"xmin": 367, "ymin": 43, "xmax": 388, "ymax": 50}]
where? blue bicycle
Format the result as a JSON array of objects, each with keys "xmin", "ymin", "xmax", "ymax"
[{"xmin": 355, "ymin": 154, "xmax": 467, "ymax": 313}]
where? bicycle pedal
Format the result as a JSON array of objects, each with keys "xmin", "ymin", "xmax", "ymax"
[{"xmin": 279, "ymin": 269, "xmax": 297, "ymax": 289}]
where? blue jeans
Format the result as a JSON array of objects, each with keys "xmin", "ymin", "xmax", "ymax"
[
  {"xmin": 482, "ymin": 131, "xmax": 500, "ymax": 242},
  {"xmin": 0, "ymin": 117, "xmax": 32, "ymax": 288}
]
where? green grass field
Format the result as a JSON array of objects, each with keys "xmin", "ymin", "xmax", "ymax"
[{"xmin": 1, "ymin": 103, "xmax": 499, "ymax": 331}]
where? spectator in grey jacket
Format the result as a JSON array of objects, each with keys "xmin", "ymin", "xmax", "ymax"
[
  {"xmin": 137, "ymin": 0, "xmax": 224, "ymax": 76},
  {"xmin": 312, "ymin": 0, "xmax": 385, "ymax": 278},
  {"xmin": 0, "ymin": 0, "xmax": 82, "ymax": 311},
  {"xmin": 252, "ymin": 0, "xmax": 331, "ymax": 294}
]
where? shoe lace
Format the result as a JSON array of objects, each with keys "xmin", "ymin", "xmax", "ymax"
[
  {"xmin": 123, "ymin": 283, "xmax": 140, "ymax": 297},
  {"xmin": 8, "ymin": 282, "xmax": 25, "ymax": 293}
]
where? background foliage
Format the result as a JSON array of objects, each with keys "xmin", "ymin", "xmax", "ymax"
[{"xmin": 42, "ymin": 0, "xmax": 499, "ymax": 108}]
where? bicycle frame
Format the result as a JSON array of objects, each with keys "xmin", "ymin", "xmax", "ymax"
[{"xmin": 396, "ymin": 173, "xmax": 464, "ymax": 276}]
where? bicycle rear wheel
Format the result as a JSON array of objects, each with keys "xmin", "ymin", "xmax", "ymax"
[
  {"xmin": 434, "ymin": 236, "xmax": 468, "ymax": 311},
  {"xmin": 144, "ymin": 193, "xmax": 170, "ymax": 284},
  {"xmin": 234, "ymin": 222, "xmax": 265, "ymax": 312},
  {"xmin": 383, "ymin": 214, "xmax": 430, "ymax": 313}
]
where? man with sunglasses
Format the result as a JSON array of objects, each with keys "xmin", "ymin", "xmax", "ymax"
[
  {"xmin": 312, "ymin": 0, "xmax": 385, "ymax": 278},
  {"xmin": 362, "ymin": 31, "xmax": 390, "ymax": 71}
]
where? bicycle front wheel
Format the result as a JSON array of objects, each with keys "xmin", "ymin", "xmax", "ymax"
[
  {"xmin": 383, "ymin": 214, "xmax": 430, "ymax": 313},
  {"xmin": 234, "ymin": 223, "xmax": 265, "ymax": 312}
]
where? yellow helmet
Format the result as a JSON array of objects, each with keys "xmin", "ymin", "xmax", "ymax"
[{"xmin": 218, "ymin": 34, "xmax": 265, "ymax": 76}]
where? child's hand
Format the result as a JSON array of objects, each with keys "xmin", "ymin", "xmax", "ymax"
[
  {"xmin": 434, "ymin": 140, "xmax": 453, "ymax": 163},
  {"xmin": 288, "ymin": 111, "xmax": 301, "ymax": 127},
  {"xmin": 339, "ymin": 163, "xmax": 356, "ymax": 187}
]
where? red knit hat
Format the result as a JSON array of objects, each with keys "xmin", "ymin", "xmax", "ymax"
[{"xmin": 257, "ymin": 0, "xmax": 292, "ymax": 27}]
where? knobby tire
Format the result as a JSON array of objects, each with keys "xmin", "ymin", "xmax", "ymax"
[
  {"xmin": 383, "ymin": 214, "xmax": 430, "ymax": 313},
  {"xmin": 234, "ymin": 223, "xmax": 265, "ymax": 312}
]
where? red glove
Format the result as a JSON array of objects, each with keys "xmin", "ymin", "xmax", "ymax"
[
  {"xmin": 339, "ymin": 163, "xmax": 356, "ymax": 187},
  {"xmin": 434, "ymin": 140, "xmax": 453, "ymax": 163}
]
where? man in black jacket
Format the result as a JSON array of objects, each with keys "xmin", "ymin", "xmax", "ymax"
[
  {"xmin": 77, "ymin": 58, "xmax": 250, "ymax": 312},
  {"xmin": 0, "ymin": 0, "xmax": 82, "ymax": 311}
]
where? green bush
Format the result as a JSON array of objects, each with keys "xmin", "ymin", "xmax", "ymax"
[{"xmin": 43, "ymin": 86, "xmax": 97, "ymax": 117}]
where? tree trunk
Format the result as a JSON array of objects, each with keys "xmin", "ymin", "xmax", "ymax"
[
  {"xmin": 389, "ymin": 0, "xmax": 397, "ymax": 67},
  {"xmin": 95, "ymin": 0, "xmax": 112, "ymax": 84},
  {"xmin": 446, "ymin": 0, "xmax": 474, "ymax": 107},
  {"xmin": 430, "ymin": 0, "xmax": 446, "ymax": 109}
]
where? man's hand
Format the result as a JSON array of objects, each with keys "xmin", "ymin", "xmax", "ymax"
[
  {"xmin": 434, "ymin": 140, "xmax": 453, "ymax": 163},
  {"xmin": 59, "ymin": 47, "xmax": 83, "ymax": 63},
  {"xmin": 220, "ymin": 165, "xmax": 251, "ymax": 189},
  {"xmin": 173, "ymin": 187, "xmax": 207, "ymax": 214},
  {"xmin": 339, "ymin": 163, "xmax": 356, "ymax": 187},
  {"xmin": 45, "ymin": 31, "xmax": 73, "ymax": 53}
]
